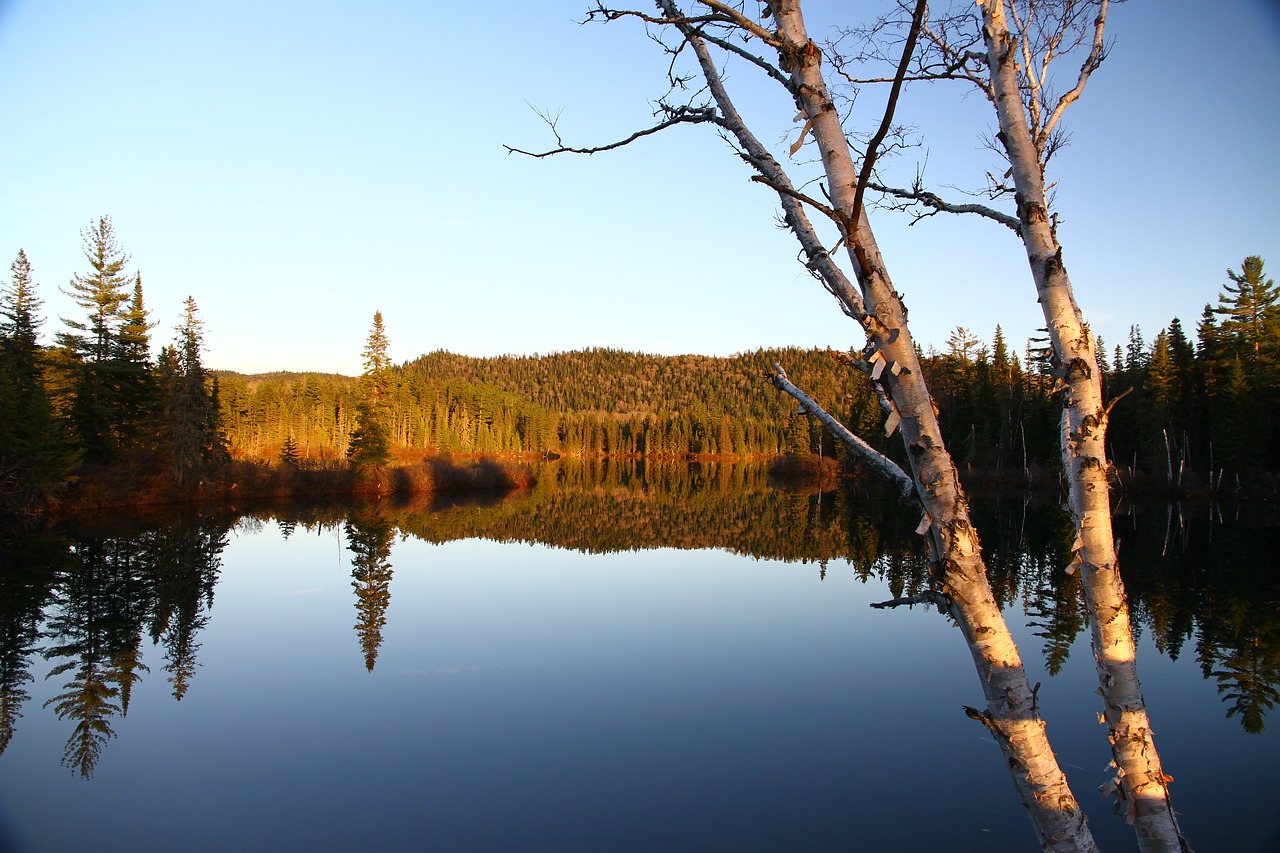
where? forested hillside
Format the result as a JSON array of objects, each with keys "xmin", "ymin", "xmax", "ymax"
[
  {"xmin": 217, "ymin": 346, "xmax": 875, "ymax": 461},
  {"xmin": 215, "ymin": 250, "xmax": 1280, "ymax": 493}
]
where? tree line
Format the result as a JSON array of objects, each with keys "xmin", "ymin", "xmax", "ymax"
[
  {"xmin": 1, "ymin": 217, "xmax": 226, "ymax": 513},
  {"xmin": 214, "ymin": 254, "xmax": 1279, "ymax": 493},
  {"xmin": 4, "ymin": 220, "xmax": 1274, "ymax": 514},
  {"xmin": 915, "ymin": 255, "xmax": 1279, "ymax": 491}
]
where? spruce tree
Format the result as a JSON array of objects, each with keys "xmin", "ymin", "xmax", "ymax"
[
  {"xmin": 1214, "ymin": 357, "xmax": 1258, "ymax": 474},
  {"xmin": 278, "ymin": 433, "xmax": 300, "ymax": 466},
  {"xmin": 345, "ymin": 515, "xmax": 396, "ymax": 671}
]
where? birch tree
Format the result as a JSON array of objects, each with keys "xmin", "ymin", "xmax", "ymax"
[
  {"xmin": 513, "ymin": 2, "xmax": 1098, "ymax": 849},
  {"xmin": 978, "ymin": 7, "xmax": 1182, "ymax": 846},
  {"xmin": 842, "ymin": 2, "xmax": 1186, "ymax": 847}
]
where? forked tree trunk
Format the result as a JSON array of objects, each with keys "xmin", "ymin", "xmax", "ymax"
[{"xmin": 977, "ymin": 3, "xmax": 1186, "ymax": 850}]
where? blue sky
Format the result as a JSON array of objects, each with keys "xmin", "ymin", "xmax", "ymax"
[{"xmin": 1, "ymin": 1, "xmax": 1277, "ymax": 375}]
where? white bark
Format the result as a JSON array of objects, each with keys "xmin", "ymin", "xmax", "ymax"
[
  {"xmin": 771, "ymin": 362, "xmax": 915, "ymax": 499},
  {"xmin": 521, "ymin": 3, "xmax": 1101, "ymax": 847},
  {"xmin": 977, "ymin": 3, "xmax": 1187, "ymax": 850},
  {"xmin": 688, "ymin": 3, "xmax": 1097, "ymax": 848}
]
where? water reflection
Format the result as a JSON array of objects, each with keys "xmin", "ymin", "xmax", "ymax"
[
  {"xmin": 345, "ymin": 513, "xmax": 396, "ymax": 672},
  {"xmin": 0, "ymin": 517, "xmax": 230, "ymax": 778},
  {"xmin": 1, "ymin": 459, "xmax": 1278, "ymax": 790}
]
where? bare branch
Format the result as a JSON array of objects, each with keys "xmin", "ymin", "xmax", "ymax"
[
  {"xmin": 849, "ymin": 0, "xmax": 928, "ymax": 233},
  {"xmin": 870, "ymin": 590, "xmax": 950, "ymax": 610},
  {"xmin": 583, "ymin": 3, "xmax": 724, "ymax": 29},
  {"xmin": 827, "ymin": 3, "xmax": 988, "ymax": 92},
  {"xmin": 1040, "ymin": 0, "xmax": 1109, "ymax": 151},
  {"xmin": 771, "ymin": 362, "xmax": 916, "ymax": 499},
  {"xmin": 869, "ymin": 180, "xmax": 1022, "ymax": 233},
  {"xmin": 504, "ymin": 104, "xmax": 717, "ymax": 158},
  {"xmin": 694, "ymin": 0, "xmax": 779, "ymax": 46},
  {"xmin": 695, "ymin": 27, "xmax": 796, "ymax": 94},
  {"xmin": 748, "ymin": 175, "xmax": 838, "ymax": 223},
  {"xmin": 660, "ymin": 0, "xmax": 870, "ymax": 321}
]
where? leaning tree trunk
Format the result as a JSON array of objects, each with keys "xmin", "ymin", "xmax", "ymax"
[
  {"xmin": 708, "ymin": 3, "xmax": 1095, "ymax": 849},
  {"xmin": 978, "ymin": 3, "xmax": 1186, "ymax": 850}
]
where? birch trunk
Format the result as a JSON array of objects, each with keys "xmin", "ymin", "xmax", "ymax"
[
  {"xmin": 977, "ymin": 3, "xmax": 1186, "ymax": 850},
  {"xmin": 749, "ymin": 4, "xmax": 1096, "ymax": 849}
]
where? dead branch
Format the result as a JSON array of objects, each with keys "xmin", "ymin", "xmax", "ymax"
[
  {"xmin": 1039, "ymin": 0, "xmax": 1109, "ymax": 154},
  {"xmin": 748, "ymin": 175, "xmax": 838, "ymax": 223},
  {"xmin": 848, "ymin": 0, "xmax": 928, "ymax": 231},
  {"xmin": 772, "ymin": 362, "xmax": 916, "ymax": 500},
  {"xmin": 696, "ymin": 28, "xmax": 795, "ymax": 93},
  {"xmin": 504, "ymin": 104, "xmax": 718, "ymax": 158},
  {"xmin": 870, "ymin": 590, "xmax": 950, "ymax": 610},
  {"xmin": 661, "ymin": 0, "xmax": 871, "ymax": 321},
  {"xmin": 868, "ymin": 180, "xmax": 1022, "ymax": 233},
  {"xmin": 694, "ymin": 0, "xmax": 779, "ymax": 46}
]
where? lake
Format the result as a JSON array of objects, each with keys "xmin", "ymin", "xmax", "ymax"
[{"xmin": 1, "ymin": 460, "xmax": 1276, "ymax": 851}]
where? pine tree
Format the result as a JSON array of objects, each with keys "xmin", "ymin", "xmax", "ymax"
[
  {"xmin": 946, "ymin": 326, "xmax": 981, "ymax": 361},
  {"xmin": 167, "ymin": 298, "xmax": 221, "ymax": 484},
  {"xmin": 1, "ymin": 250, "xmax": 41, "ymax": 351},
  {"xmin": 348, "ymin": 312, "xmax": 392, "ymax": 467},
  {"xmin": 1214, "ymin": 256, "xmax": 1279, "ymax": 361},
  {"xmin": 278, "ymin": 433, "xmax": 300, "ymax": 466},
  {"xmin": 1212, "ymin": 257, "xmax": 1279, "ymax": 466},
  {"xmin": 0, "ymin": 251, "xmax": 78, "ymax": 512},
  {"xmin": 58, "ymin": 218, "xmax": 132, "ymax": 363},
  {"xmin": 1143, "ymin": 331, "xmax": 1176, "ymax": 479},
  {"xmin": 57, "ymin": 217, "xmax": 134, "ymax": 457},
  {"xmin": 1214, "ymin": 357, "xmax": 1257, "ymax": 473},
  {"xmin": 113, "ymin": 274, "xmax": 156, "ymax": 449}
]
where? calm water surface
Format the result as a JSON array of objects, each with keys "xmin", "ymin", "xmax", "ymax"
[{"xmin": 0, "ymin": 461, "xmax": 1276, "ymax": 851}]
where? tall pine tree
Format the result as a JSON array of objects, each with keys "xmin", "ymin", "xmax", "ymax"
[
  {"xmin": 1214, "ymin": 256, "xmax": 1279, "ymax": 362},
  {"xmin": 347, "ymin": 312, "xmax": 392, "ymax": 467},
  {"xmin": 57, "ymin": 217, "xmax": 133, "ymax": 457}
]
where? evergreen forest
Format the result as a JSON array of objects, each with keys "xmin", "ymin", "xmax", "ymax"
[{"xmin": 2, "ymin": 215, "xmax": 1278, "ymax": 514}]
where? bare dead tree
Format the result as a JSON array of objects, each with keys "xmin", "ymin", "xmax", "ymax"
[{"xmin": 511, "ymin": 2, "xmax": 1100, "ymax": 849}]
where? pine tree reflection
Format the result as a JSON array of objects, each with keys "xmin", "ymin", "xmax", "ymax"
[
  {"xmin": 344, "ymin": 512, "xmax": 396, "ymax": 672},
  {"xmin": 0, "ymin": 529, "xmax": 67, "ymax": 756},
  {"xmin": 28, "ymin": 516, "xmax": 229, "ymax": 776},
  {"xmin": 40, "ymin": 539, "xmax": 123, "ymax": 778},
  {"xmin": 1201, "ymin": 632, "xmax": 1280, "ymax": 734},
  {"xmin": 148, "ymin": 520, "xmax": 226, "ymax": 701}
]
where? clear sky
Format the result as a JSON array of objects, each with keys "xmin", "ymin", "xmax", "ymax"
[{"xmin": 1, "ymin": 1, "xmax": 1277, "ymax": 375}]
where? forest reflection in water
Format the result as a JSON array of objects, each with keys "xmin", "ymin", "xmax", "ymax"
[{"xmin": 1, "ymin": 458, "xmax": 1278, "ymax": 851}]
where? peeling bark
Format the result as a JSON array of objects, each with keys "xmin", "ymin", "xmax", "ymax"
[
  {"xmin": 749, "ymin": 4, "xmax": 1097, "ymax": 849},
  {"xmin": 518, "ymin": 2, "xmax": 1101, "ymax": 848},
  {"xmin": 977, "ymin": 3, "xmax": 1187, "ymax": 850}
]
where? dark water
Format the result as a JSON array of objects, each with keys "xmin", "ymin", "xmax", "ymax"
[{"xmin": 0, "ymin": 460, "xmax": 1277, "ymax": 851}]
